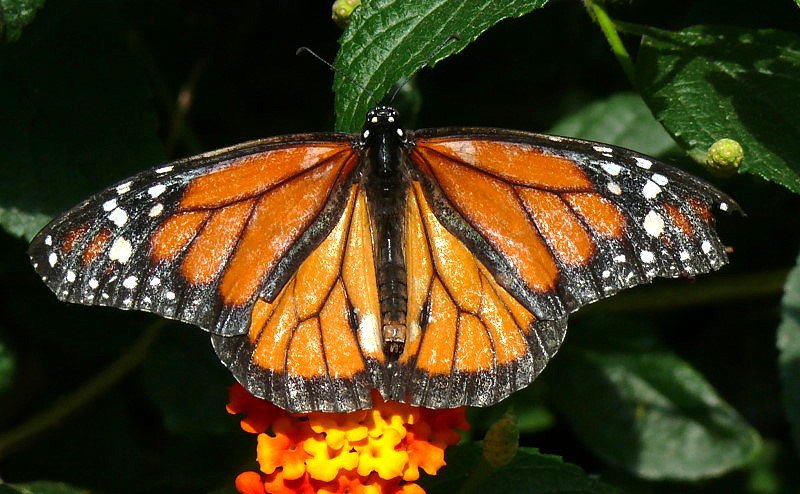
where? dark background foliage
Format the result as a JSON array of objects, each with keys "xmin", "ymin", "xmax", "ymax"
[{"xmin": 0, "ymin": 0, "xmax": 799, "ymax": 492}]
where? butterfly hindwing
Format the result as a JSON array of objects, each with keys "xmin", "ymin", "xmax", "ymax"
[
  {"xmin": 29, "ymin": 135, "xmax": 359, "ymax": 337},
  {"xmin": 212, "ymin": 185, "xmax": 386, "ymax": 413},
  {"xmin": 409, "ymin": 129, "xmax": 738, "ymax": 321},
  {"xmin": 382, "ymin": 181, "xmax": 568, "ymax": 409}
]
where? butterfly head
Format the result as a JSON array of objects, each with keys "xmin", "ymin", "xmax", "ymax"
[{"xmin": 362, "ymin": 106, "xmax": 405, "ymax": 141}]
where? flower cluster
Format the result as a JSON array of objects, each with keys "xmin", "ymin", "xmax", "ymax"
[{"xmin": 227, "ymin": 385, "xmax": 469, "ymax": 494}]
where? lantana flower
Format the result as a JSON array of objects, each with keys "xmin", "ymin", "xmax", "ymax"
[{"xmin": 227, "ymin": 384, "xmax": 469, "ymax": 493}]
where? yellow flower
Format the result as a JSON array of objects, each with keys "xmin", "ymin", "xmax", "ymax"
[
  {"xmin": 304, "ymin": 435, "xmax": 360, "ymax": 481},
  {"xmin": 227, "ymin": 385, "xmax": 468, "ymax": 494}
]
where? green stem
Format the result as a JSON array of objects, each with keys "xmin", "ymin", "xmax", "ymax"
[
  {"xmin": 584, "ymin": 0, "xmax": 637, "ymax": 87},
  {"xmin": 0, "ymin": 321, "xmax": 164, "ymax": 460},
  {"xmin": 581, "ymin": 268, "xmax": 788, "ymax": 314}
]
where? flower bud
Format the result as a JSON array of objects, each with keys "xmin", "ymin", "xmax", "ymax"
[
  {"xmin": 482, "ymin": 415, "xmax": 519, "ymax": 468},
  {"xmin": 705, "ymin": 138, "xmax": 743, "ymax": 177},
  {"xmin": 332, "ymin": 0, "xmax": 361, "ymax": 29}
]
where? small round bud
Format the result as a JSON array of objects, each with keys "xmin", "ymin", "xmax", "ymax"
[
  {"xmin": 332, "ymin": 0, "xmax": 361, "ymax": 29},
  {"xmin": 482, "ymin": 415, "xmax": 519, "ymax": 468},
  {"xmin": 705, "ymin": 138, "xmax": 743, "ymax": 177}
]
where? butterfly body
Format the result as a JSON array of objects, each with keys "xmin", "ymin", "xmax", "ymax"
[
  {"xmin": 360, "ymin": 107, "xmax": 411, "ymax": 357},
  {"xmin": 29, "ymin": 105, "xmax": 738, "ymax": 412}
]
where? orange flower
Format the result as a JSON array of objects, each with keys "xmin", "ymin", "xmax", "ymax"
[{"xmin": 227, "ymin": 385, "xmax": 468, "ymax": 494}]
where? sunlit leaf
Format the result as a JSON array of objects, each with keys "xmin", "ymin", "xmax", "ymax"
[{"xmin": 637, "ymin": 26, "xmax": 800, "ymax": 193}]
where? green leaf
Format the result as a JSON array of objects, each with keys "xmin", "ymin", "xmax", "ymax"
[
  {"xmin": 550, "ymin": 322, "xmax": 761, "ymax": 480},
  {"xmin": 422, "ymin": 444, "xmax": 616, "ymax": 493},
  {"xmin": 636, "ymin": 26, "xmax": 800, "ymax": 193},
  {"xmin": 0, "ymin": 336, "xmax": 14, "ymax": 395},
  {"xmin": 334, "ymin": 0, "xmax": 550, "ymax": 132},
  {"xmin": 0, "ymin": 0, "xmax": 45, "ymax": 43},
  {"xmin": 0, "ymin": 482, "xmax": 89, "ymax": 494},
  {"xmin": 778, "ymin": 250, "xmax": 800, "ymax": 457},
  {"xmin": 549, "ymin": 92, "xmax": 677, "ymax": 157},
  {"xmin": 0, "ymin": 0, "xmax": 164, "ymax": 240}
]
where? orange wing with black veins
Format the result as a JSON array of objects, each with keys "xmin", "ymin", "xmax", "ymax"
[
  {"xmin": 212, "ymin": 186, "xmax": 387, "ymax": 413},
  {"xmin": 380, "ymin": 182, "xmax": 567, "ymax": 409},
  {"xmin": 409, "ymin": 131, "xmax": 737, "ymax": 322},
  {"xmin": 28, "ymin": 136, "xmax": 360, "ymax": 339}
]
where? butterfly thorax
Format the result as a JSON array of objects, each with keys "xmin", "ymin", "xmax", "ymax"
[{"xmin": 361, "ymin": 106, "xmax": 409, "ymax": 359}]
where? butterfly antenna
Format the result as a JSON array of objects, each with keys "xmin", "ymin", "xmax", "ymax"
[
  {"xmin": 389, "ymin": 35, "xmax": 461, "ymax": 103},
  {"xmin": 296, "ymin": 46, "xmax": 336, "ymax": 72},
  {"xmin": 296, "ymin": 46, "xmax": 367, "ymax": 92}
]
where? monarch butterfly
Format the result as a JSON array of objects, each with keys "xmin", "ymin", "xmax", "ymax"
[{"xmin": 28, "ymin": 105, "xmax": 738, "ymax": 413}]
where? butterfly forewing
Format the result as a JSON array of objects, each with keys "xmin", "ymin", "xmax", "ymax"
[
  {"xmin": 29, "ymin": 135, "xmax": 359, "ymax": 338},
  {"xmin": 409, "ymin": 129, "xmax": 739, "ymax": 321}
]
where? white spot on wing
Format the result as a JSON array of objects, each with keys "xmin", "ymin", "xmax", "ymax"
[
  {"xmin": 651, "ymin": 173, "xmax": 669, "ymax": 186},
  {"xmin": 148, "ymin": 184, "xmax": 167, "ymax": 198},
  {"xmin": 103, "ymin": 198, "xmax": 117, "ymax": 212},
  {"xmin": 165, "ymin": 291, "xmax": 176, "ymax": 301},
  {"xmin": 150, "ymin": 277, "xmax": 161, "ymax": 286},
  {"xmin": 66, "ymin": 270, "xmax": 76, "ymax": 283},
  {"xmin": 680, "ymin": 250, "xmax": 691, "ymax": 261},
  {"xmin": 602, "ymin": 270, "xmax": 611, "ymax": 278},
  {"xmin": 701, "ymin": 240, "xmax": 712, "ymax": 254},
  {"xmin": 547, "ymin": 135, "xmax": 564, "ymax": 142},
  {"xmin": 123, "ymin": 276, "xmax": 138, "ymax": 289},
  {"xmin": 640, "ymin": 250, "xmax": 655, "ymax": 263},
  {"xmin": 45, "ymin": 235, "xmax": 53, "ymax": 246},
  {"xmin": 108, "ymin": 208, "xmax": 128, "ymax": 227},
  {"xmin": 155, "ymin": 165, "xmax": 174, "ymax": 174},
  {"xmin": 720, "ymin": 202, "xmax": 729, "ymax": 212},
  {"xmin": 634, "ymin": 157, "xmax": 652, "ymax": 169},
  {"xmin": 362, "ymin": 130, "xmax": 370, "ymax": 138},
  {"xmin": 89, "ymin": 278, "xmax": 99, "ymax": 289},
  {"xmin": 116, "ymin": 181, "xmax": 133, "ymax": 195},
  {"xmin": 613, "ymin": 254, "xmax": 626, "ymax": 263},
  {"xmin": 49, "ymin": 252, "xmax": 58, "ymax": 267},
  {"xmin": 607, "ymin": 182, "xmax": 622, "ymax": 195},
  {"xmin": 642, "ymin": 180, "xmax": 661, "ymax": 199},
  {"xmin": 359, "ymin": 314, "xmax": 381, "ymax": 354},
  {"xmin": 601, "ymin": 162, "xmax": 622, "ymax": 176},
  {"xmin": 593, "ymin": 145, "xmax": 613, "ymax": 153},
  {"xmin": 396, "ymin": 128, "xmax": 404, "ymax": 137},
  {"xmin": 149, "ymin": 203, "xmax": 164, "ymax": 217},
  {"xmin": 109, "ymin": 237, "xmax": 133, "ymax": 264},
  {"xmin": 643, "ymin": 210, "xmax": 665, "ymax": 237}
]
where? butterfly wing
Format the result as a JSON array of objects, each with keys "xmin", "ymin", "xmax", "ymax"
[
  {"xmin": 381, "ymin": 181, "xmax": 567, "ymax": 408},
  {"xmin": 28, "ymin": 134, "xmax": 360, "ymax": 338},
  {"xmin": 211, "ymin": 185, "xmax": 388, "ymax": 412},
  {"xmin": 408, "ymin": 129, "xmax": 739, "ymax": 321}
]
